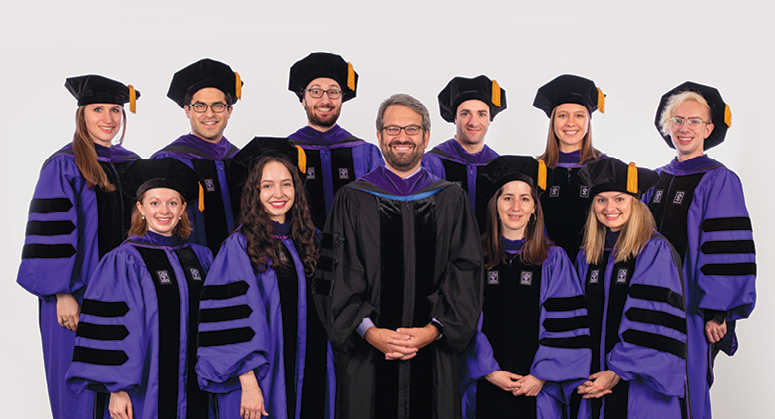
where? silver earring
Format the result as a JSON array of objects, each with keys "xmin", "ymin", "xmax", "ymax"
[{"xmin": 141, "ymin": 216, "xmax": 145, "ymax": 220}]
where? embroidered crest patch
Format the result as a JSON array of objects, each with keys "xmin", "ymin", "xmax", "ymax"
[
  {"xmin": 673, "ymin": 191, "xmax": 685, "ymax": 205},
  {"xmin": 520, "ymin": 271, "xmax": 533, "ymax": 286},
  {"xmin": 306, "ymin": 167, "xmax": 316, "ymax": 180},
  {"xmin": 652, "ymin": 190, "xmax": 664, "ymax": 204},
  {"xmin": 550, "ymin": 186, "xmax": 560, "ymax": 197},
  {"xmin": 616, "ymin": 268, "xmax": 628, "ymax": 284},
  {"xmin": 204, "ymin": 179, "xmax": 215, "ymax": 192},
  {"xmin": 590, "ymin": 269, "xmax": 600, "ymax": 284},
  {"xmin": 338, "ymin": 168, "xmax": 349, "ymax": 179},
  {"xmin": 157, "ymin": 270, "xmax": 171, "ymax": 285},
  {"xmin": 579, "ymin": 185, "xmax": 590, "ymax": 198},
  {"xmin": 487, "ymin": 270, "xmax": 499, "ymax": 285},
  {"xmin": 190, "ymin": 268, "xmax": 202, "ymax": 281}
]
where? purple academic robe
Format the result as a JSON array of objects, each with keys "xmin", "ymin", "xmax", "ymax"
[
  {"xmin": 460, "ymin": 241, "xmax": 590, "ymax": 419},
  {"xmin": 17, "ymin": 142, "xmax": 138, "ymax": 419},
  {"xmin": 422, "ymin": 138, "xmax": 499, "ymax": 211},
  {"xmin": 575, "ymin": 233, "xmax": 687, "ymax": 418},
  {"xmin": 66, "ymin": 232, "xmax": 214, "ymax": 419},
  {"xmin": 196, "ymin": 230, "xmax": 335, "ymax": 419},
  {"xmin": 152, "ymin": 134, "xmax": 240, "ymax": 254},
  {"xmin": 643, "ymin": 155, "xmax": 756, "ymax": 419},
  {"xmin": 288, "ymin": 125, "xmax": 383, "ymax": 228},
  {"xmin": 312, "ymin": 166, "xmax": 484, "ymax": 419}
]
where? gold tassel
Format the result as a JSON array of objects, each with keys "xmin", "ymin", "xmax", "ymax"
[
  {"xmin": 597, "ymin": 87, "xmax": 605, "ymax": 114},
  {"xmin": 627, "ymin": 162, "xmax": 637, "ymax": 194},
  {"xmin": 724, "ymin": 104, "xmax": 732, "ymax": 128},
  {"xmin": 128, "ymin": 85, "xmax": 137, "ymax": 114},
  {"xmin": 347, "ymin": 62, "xmax": 356, "ymax": 92},
  {"xmin": 198, "ymin": 182, "xmax": 205, "ymax": 212},
  {"xmin": 537, "ymin": 159, "xmax": 547, "ymax": 191},
  {"xmin": 234, "ymin": 72, "xmax": 242, "ymax": 100},
  {"xmin": 492, "ymin": 80, "xmax": 501, "ymax": 107},
  {"xmin": 296, "ymin": 145, "xmax": 307, "ymax": 174}
]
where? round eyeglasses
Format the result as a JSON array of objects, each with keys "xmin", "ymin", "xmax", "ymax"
[{"xmin": 670, "ymin": 117, "xmax": 710, "ymax": 129}]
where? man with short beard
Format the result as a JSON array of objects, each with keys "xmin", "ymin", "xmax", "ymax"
[
  {"xmin": 312, "ymin": 94, "xmax": 483, "ymax": 419},
  {"xmin": 422, "ymin": 75, "xmax": 506, "ymax": 214},
  {"xmin": 288, "ymin": 52, "xmax": 383, "ymax": 228}
]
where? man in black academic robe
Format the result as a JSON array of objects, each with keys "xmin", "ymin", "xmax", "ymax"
[{"xmin": 313, "ymin": 93, "xmax": 484, "ymax": 419}]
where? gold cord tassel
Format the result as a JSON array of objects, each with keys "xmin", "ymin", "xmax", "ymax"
[
  {"xmin": 296, "ymin": 145, "xmax": 307, "ymax": 174},
  {"xmin": 198, "ymin": 182, "xmax": 205, "ymax": 212},
  {"xmin": 724, "ymin": 104, "xmax": 732, "ymax": 128},
  {"xmin": 347, "ymin": 62, "xmax": 355, "ymax": 92},
  {"xmin": 627, "ymin": 162, "xmax": 638, "ymax": 194},
  {"xmin": 128, "ymin": 85, "xmax": 137, "ymax": 114},
  {"xmin": 537, "ymin": 159, "xmax": 547, "ymax": 191},
  {"xmin": 492, "ymin": 80, "xmax": 501, "ymax": 107},
  {"xmin": 234, "ymin": 72, "xmax": 242, "ymax": 100},
  {"xmin": 597, "ymin": 87, "xmax": 606, "ymax": 114}
]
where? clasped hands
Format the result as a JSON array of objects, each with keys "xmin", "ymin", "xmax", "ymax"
[{"xmin": 364, "ymin": 325, "xmax": 438, "ymax": 361}]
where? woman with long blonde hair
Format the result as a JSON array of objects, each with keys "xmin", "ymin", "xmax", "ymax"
[
  {"xmin": 17, "ymin": 75, "xmax": 140, "ymax": 419},
  {"xmin": 573, "ymin": 157, "xmax": 686, "ymax": 418},
  {"xmin": 534, "ymin": 74, "xmax": 605, "ymax": 262},
  {"xmin": 460, "ymin": 156, "xmax": 591, "ymax": 418}
]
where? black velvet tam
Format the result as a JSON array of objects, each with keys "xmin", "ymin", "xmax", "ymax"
[
  {"xmin": 533, "ymin": 74, "xmax": 603, "ymax": 118},
  {"xmin": 478, "ymin": 155, "xmax": 544, "ymax": 203},
  {"xmin": 288, "ymin": 52, "xmax": 358, "ymax": 102},
  {"xmin": 578, "ymin": 157, "xmax": 659, "ymax": 199},
  {"xmin": 167, "ymin": 58, "xmax": 242, "ymax": 107},
  {"xmin": 65, "ymin": 75, "xmax": 140, "ymax": 106},
  {"xmin": 121, "ymin": 159, "xmax": 201, "ymax": 204},
  {"xmin": 438, "ymin": 75, "xmax": 507, "ymax": 123},
  {"xmin": 654, "ymin": 81, "xmax": 730, "ymax": 150}
]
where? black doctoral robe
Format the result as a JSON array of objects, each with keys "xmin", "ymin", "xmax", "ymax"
[{"xmin": 312, "ymin": 167, "xmax": 484, "ymax": 419}]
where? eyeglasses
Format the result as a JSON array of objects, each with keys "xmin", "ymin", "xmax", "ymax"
[
  {"xmin": 670, "ymin": 117, "xmax": 710, "ymax": 129},
  {"xmin": 381, "ymin": 125, "xmax": 424, "ymax": 136},
  {"xmin": 188, "ymin": 102, "xmax": 229, "ymax": 113},
  {"xmin": 305, "ymin": 88, "xmax": 343, "ymax": 99}
]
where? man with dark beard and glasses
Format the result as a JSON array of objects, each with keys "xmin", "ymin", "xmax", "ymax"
[
  {"xmin": 312, "ymin": 94, "xmax": 484, "ymax": 419},
  {"xmin": 288, "ymin": 52, "xmax": 383, "ymax": 228}
]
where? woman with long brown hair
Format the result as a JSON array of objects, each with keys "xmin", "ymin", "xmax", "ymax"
[
  {"xmin": 66, "ymin": 159, "xmax": 212, "ymax": 419},
  {"xmin": 574, "ymin": 158, "xmax": 686, "ymax": 418},
  {"xmin": 197, "ymin": 142, "xmax": 333, "ymax": 419},
  {"xmin": 17, "ymin": 75, "xmax": 140, "ymax": 419},
  {"xmin": 460, "ymin": 156, "xmax": 591, "ymax": 418},
  {"xmin": 534, "ymin": 74, "xmax": 605, "ymax": 262}
]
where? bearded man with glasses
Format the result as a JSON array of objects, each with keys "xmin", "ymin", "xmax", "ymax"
[
  {"xmin": 287, "ymin": 52, "xmax": 383, "ymax": 228},
  {"xmin": 313, "ymin": 93, "xmax": 483, "ymax": 419},
  {"xmin": 643, "ymin": 81, "xmax": 757, "ymax": 419},
  {"xmin": 153, "ymin": 58, "xmax": 244, "ymax": 255}
]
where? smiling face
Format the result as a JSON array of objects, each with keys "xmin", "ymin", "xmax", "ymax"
[
  {"xmin": 302, "ymin": 77, "xmax": 343, "ymax": 132},
  {"xmin": 454, "ymin": 99, "xmax": 491, "ymax": 153},
  {"xmin": 497, "ymin": 180, "xmax": 536, "ymax": 240},
  {"xmin": 377, "ymin": 105, "xmax": 430, "ymax": 177},
  {"xmin": 184, "ymin": 87, "xmax": 233, "ymax": 143},
  {"xmin": 593, "ymin": 191, "xmax": 632, "ymax": 232},
  {"xmin": 553, "ymin": 103, "xmax": 590, "ymax": 153},
  {"xmin": 137, "ymin": 188, "xmax": 187, "ymax": 236},
  {"xmin": 259, "ymin": 161, "xmax": 295, "ymax": 223},
  {"xmin": 83, "ymin": 103, "xmax": 123, "ymax": 147},
  {"xmin": 669, "ymin": 100, "xmax": 714, "ymax": 161}
]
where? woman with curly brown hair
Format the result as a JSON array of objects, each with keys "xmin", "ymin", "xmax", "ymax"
[{"xmin": 197, "ymin": 148, "xmax": 333, "ymax": 419}]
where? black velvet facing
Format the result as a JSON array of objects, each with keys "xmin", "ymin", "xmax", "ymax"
[
  {"xmin": 701, "ymin": 263, "xmax": 757, "ymax": 276},
  {"xmin": 25, "ymin": 220, "xmax": 75, "ymax": 236},
  {"xmin": 701, "ymin": 240, "xmax": 755, "ymax": 254},
  {"xmin": 625, "ymin": 308, "xmax": 687, "ymax": 334},
  {"xmin": 311, "ymin": 279, "xmax": 333, "ymax": 296},
  {"xmin": 543, "ymin": 316, "xmax": 589, "ymax": 333},
  {"xmin": 439, "ymin": 157, "xmax": 469, "ymax": 193},
  {"xmin": 95, "ymin": 161, "xmax": 134, "ymax": 258},
  {"xmin": 702, "ymin": 216, "xmax": 752, "ymax": 232},
  {"xmin": 316, "ymin": 256, "xmax": 338, "ymax": 272},
  {"xmin": 538, "ymin": 335, "xmax": 591, "ymax": 349},
  {"xmin": 622, "ymin": 330, "xmax": 686, "ymax": 359},
  {"xmin": 276, "ymin": 242, "xmax": 299, "ymax": 419},
  {"xmin": 648, "ymin": 172, "xmax": 704, "ymax": 260},
  {"xmin": 544, "ymin": 295, "xmax": 587, "ymax": 312},
  {"xmin": 541, "ymin": 166, "xmax": 591, "ymax": 262},
  {"xmin": 29, "ymin": 197, "xmax": 73, "ymax": 214},
  {"xmin": 330, "ymin": 147, "xmax": 357, "ymax": 198},
  {"xmin": 201, "ymin": 281, "xmax": 249, "ymax": 300},
  {"xmin": 302, "ymin": 149, "xmax": 327, "ymax": 228},
  {"xmin": 628, "ymin": 284, "xmax": 685, "ymax": 310},
  {"xmin": 198, "ymin": 327, "xmax": 256, "ymax": 347},
  {"xmin": 134, "ymin": 246, "xmax": 181, "ymax": 419},
  {"xmin": 190, "ymin": 159, "xmax": 231, "ymax": 254},
  {"xmin": 80, "ymin": 299, "xmax": 129, "ymax": 317}
]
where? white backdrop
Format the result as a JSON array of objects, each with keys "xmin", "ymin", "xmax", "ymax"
[{"xmin": 2, "ymin": 1, "xmax": 772, "ymax": 417}]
